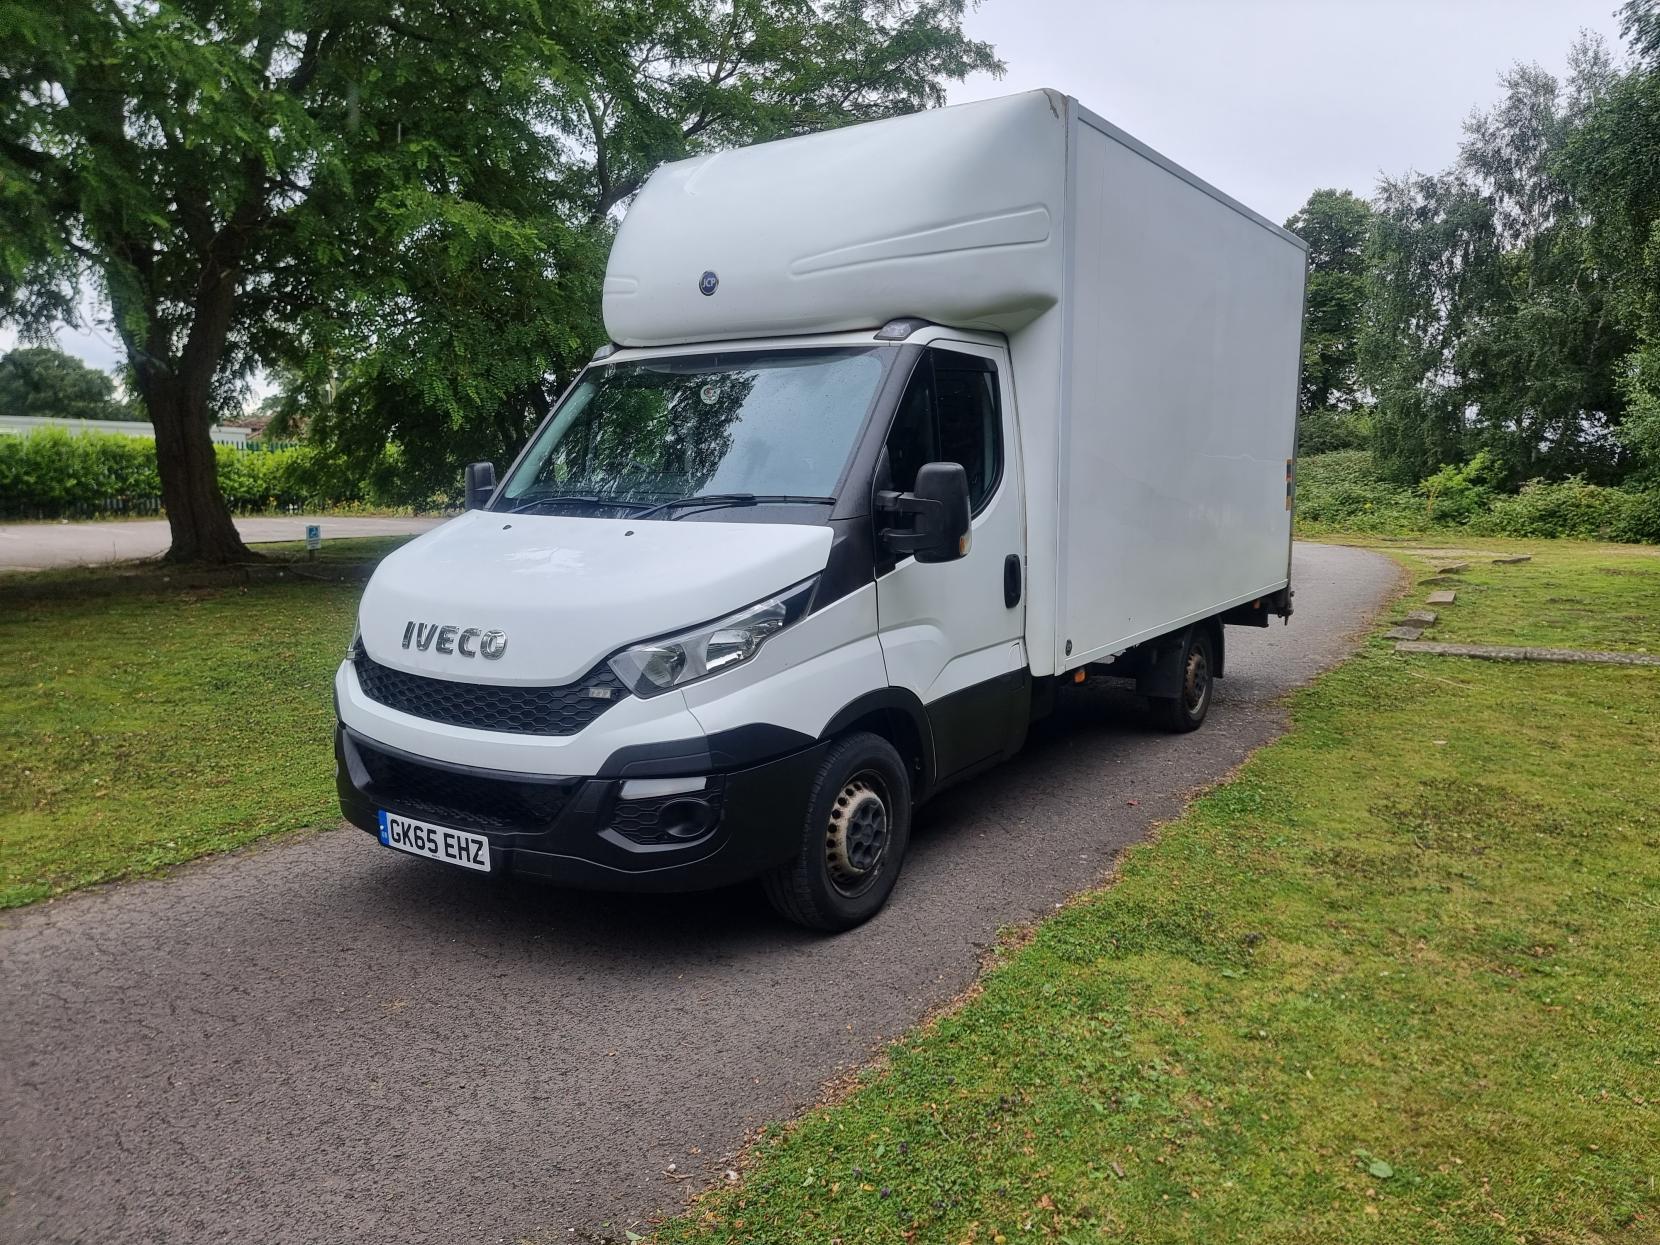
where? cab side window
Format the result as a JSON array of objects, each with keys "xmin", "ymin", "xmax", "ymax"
[
  {"xmin": 883, "ymin": 347, "xmax": 1002, "ymax": 512},
  {"xmin": 884, "ymin": 359, "xmax": 937, "ymax": 496}
]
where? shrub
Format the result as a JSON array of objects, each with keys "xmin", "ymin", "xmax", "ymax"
[
  {"xmin": 1294, "ymin": 450, "xmax": 1422, "ymax": 533},
  {"xmin": 1419, "ymin": 450, "xmax": 1503, "ymax": 526},
  {"xmin": 1297, "ymin": 407, "xmax": 1370, "ymax": 455},
  {"xmin": 1293, "ymin": 450, "xmax": 1660, "ymax": 544},
  {"xmin": 0, "ymin": 429, "xmax": 384, "ymax": 518},
  {"xmin": 1475, "ymin": 477, "xmax": 1660, "ymax": 542},
  {"xmin": 0, "ymin": 428, "xmax": 161, "ymax": 516}
]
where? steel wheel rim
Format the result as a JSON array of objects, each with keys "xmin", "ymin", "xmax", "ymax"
[
  {"xmin": 824, "ymin": 769, "xmax": 891, "ymax": 897},
  {"xmin": 1183, "ymin": 645, "xmax": 1211, "ymax": 715}
]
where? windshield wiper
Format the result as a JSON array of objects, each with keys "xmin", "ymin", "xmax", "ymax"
[
  {"xmin": 504, "ymin": 494, "xmax": 649, "ymax": 515},
  {"xmin": 634, "ymin": 493, "xmax": 836, "ymax": 520}
]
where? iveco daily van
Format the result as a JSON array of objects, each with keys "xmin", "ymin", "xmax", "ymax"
[{"xmin": 335, "ymin": 89, "xmax": 1308, "ymax": 929}]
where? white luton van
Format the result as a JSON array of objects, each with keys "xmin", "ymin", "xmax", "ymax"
[{"xmin": 335, "ymin": 89, "xmax": 1308, "ymax": 929}]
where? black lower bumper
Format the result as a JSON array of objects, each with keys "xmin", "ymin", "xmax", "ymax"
[{"xmin": 335, "ymin": 724, "xmax": 825, "ymax": 892}]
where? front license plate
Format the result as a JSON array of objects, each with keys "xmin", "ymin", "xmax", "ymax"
[{"xmin": 377, "ymin": 810, "xmax": 492, "ymax": 873}]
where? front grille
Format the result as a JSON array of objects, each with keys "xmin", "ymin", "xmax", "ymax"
[
  {"xmin": 353, "ymin": 649, "xmax": 628, "ymax": 735},
  {"xmin": 356, "ymin": 740, "xmax": 578, "ymax": 832}
]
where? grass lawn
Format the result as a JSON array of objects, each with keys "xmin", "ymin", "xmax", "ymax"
[
  {"xmin": 0, "ymin": 577, "xmax": 364, "ymax": 908},
  {"xmin": 247, "ymin": 533, "xmax": 418, "ymax": 563},
  {"xmin": 655, "ymin": 538, "xmax": 1660, "ymax": 1245}
]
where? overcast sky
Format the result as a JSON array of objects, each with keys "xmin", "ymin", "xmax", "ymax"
[
  {"xmin": 16, "ymin": 0, "xmax": 1630, "ymax": 376},
  {"xmin": 951, "ymin": 0, "xmax": 1627, "ymax": 225}
]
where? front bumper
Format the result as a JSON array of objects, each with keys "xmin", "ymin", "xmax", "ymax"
[{"xmin": 336, "ymin": 724, "xmax": 825, "ymax": 892}]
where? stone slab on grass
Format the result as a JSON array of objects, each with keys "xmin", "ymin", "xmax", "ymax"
[
  {"xmin": 1492, "ymin": 554, "xmax": 1533, "ymax": 565},
  {"xmin": 1401, "ymin": 610, "xmax": 1439, "ymax": 626},
  {"xmin": 1385, "ymin": 625, "xmax": 1426, "ymax": 641},
  {"xmin": 1436, "ymin": 562, "xmax": 1471, "ymax": 573},
  {"xmin": 1426, "ymin": 590, "xmax": 1457, "ymax": 605},
  {"xmin": 1395, "ymin": 641, "xmax": 1660, "ymax": 667}
]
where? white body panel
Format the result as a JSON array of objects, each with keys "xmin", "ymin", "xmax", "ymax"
[
  {"xmin": 358, "ymin": 509, "xmax": 831, "ymax": 685},
  {"xmin": 1052, "ymin": 109, "xmax": 1304, "ymax": 668},
  {"xmin": 604, "ymin": 92, "xmax": 1066, "ymax": 347}
]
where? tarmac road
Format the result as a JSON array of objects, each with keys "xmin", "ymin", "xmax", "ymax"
[{"xmin": 0, "ymin": 543, "xmax": 1399, "ymax": 1245}]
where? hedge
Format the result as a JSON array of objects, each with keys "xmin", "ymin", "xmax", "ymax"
[
  {"xmin": 0, "ymin": 428, "xmax": 369, "ymax": 519},
  {"xmin": 1295, "ymin": 450, "xmax": 1660, "ymax": 543}
]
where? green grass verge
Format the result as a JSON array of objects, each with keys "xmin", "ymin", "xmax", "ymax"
[
  {"xmin": 0, "ymin": 578, "xmax": 361, "ymax": 908},
  {"xmin": 1362, "ymin": 536, "xmax": 1659, "ymax": 653},
  {"xmin": 655, "ymin": 539, "xmax": 1660, "ymax": 1245},
  {"xmin": 248, "ymin": 533, "xmax": 418, "ymax": 563}
]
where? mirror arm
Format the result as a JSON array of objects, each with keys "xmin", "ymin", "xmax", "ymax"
[
  {"xmin": 875, "ymin": 489, "xmax": 944, "ymax": 554},
  {"xmin": 874, "ymin": 490, "xmax": 941, "ymax": 518}
]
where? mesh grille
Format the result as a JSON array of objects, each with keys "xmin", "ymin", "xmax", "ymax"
[
  {"xmin": 356, "ymin": 740, "xmax": 578, "ymax": 832},
  {"xmin": 607, "ymin": 783, "xmax": 726, "ymax": 846},
  {"xmin": 353, "ymin": 649, "xmax": 628, "ymax": 735}
]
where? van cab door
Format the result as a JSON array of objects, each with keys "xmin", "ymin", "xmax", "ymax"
[{"xmin": 875, "ymin": 341, "xmax": 1028, "ymax": 788}]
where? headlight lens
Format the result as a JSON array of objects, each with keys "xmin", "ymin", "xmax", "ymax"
[{"xmin": 608, "ymin": 578, "xmax": 818, "ymax": 697}]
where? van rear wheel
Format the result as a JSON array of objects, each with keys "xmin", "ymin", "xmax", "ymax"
[
  {"xmin": 1147, "ymin": 626, "xmax": 1215, "ymax": 733},
  {"xmin": 761, "ymin": 731, "xmax": 912, "ymax": 931}
]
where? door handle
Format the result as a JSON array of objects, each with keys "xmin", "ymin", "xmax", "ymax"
[{"xmin": 1003, "ymin": 554, "xmax": 1022, "ymax": 608}]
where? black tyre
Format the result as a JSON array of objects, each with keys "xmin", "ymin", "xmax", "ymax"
[
  {"xmin": 761, "ymin": 731, "xmax": 912, "ymax": 931},
  {"xmin": 1148, "ymin": 626, "xmax": 1215, "ymax": 734}
]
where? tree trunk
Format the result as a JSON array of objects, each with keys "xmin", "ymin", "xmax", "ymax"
[{"xmin": 146, "ymin": 381, "xmax": 255, "ymax": 564}]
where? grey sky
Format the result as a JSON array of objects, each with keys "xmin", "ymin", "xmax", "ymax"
[
  {"xmin": 14, "ymin": 0, "xmax": 1630, "ymax": 376},
  {"xmin": 951, "ymin": 0, "xmax": 1627, "ymax": 225}
]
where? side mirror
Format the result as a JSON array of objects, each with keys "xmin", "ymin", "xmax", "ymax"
[
  {"xmin": 877, "ymin": 461, "xmax": 971, "ymax": 564},
  {"xmin": 464, "ymin": 461, "xmax": 497, "ymax": 510}
]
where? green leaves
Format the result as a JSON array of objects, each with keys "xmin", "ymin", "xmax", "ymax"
[
  {"xmin": 2, "ymin": 0, "xmax": 1001, "ymax": 542},
  {"xmin": 1286, "ymin": 189, "xmax": 1372, "ymax": 423},
  {"xmin": 299, "ymin": 0, "xmax": 1001, "ymax": 500},
  {"xmin": 0, "ymin": 347, "xmax": 136, "ymax": 422},
  {"xmin": 1352, "ymin": 29, "xmax": 1660, "ymax": 490}
]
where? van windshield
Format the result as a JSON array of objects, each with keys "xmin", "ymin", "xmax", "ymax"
[{"xmin": 495, "ymin": 347, "xmax": 888, "ymax": 517}]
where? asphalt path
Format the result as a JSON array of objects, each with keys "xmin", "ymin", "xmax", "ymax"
[
  {"xmin": 0, "ymin": 515, "xmax": 443, "ymax": 571},
  {"xmin": 0, "ymin": 543, "xmax": 1399, "ymax": 1245}
]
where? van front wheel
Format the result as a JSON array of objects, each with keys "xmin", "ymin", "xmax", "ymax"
[{"xmin": 761, "ymin": 731, "xmax": 912, "ymax": 931}]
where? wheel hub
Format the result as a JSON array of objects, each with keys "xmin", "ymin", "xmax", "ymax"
[
  {"xmin": 825, "ymin": 775, "xmax": 889, "ymax": 891},
  {"xmin": 1184, "ymin": 646, "xmax": 1210, "ymax": 712}
]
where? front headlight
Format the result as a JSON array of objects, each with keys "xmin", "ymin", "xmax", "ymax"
[{"xmin": 608, "ymin": 577, "xmax": 818, "ymax": 697}]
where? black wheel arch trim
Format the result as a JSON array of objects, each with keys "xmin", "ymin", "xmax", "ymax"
[{"xmin": 820, "ymin": 686, "xmax": 938, "ymax": 800}]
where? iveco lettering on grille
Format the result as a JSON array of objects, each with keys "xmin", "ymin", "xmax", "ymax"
[{"xmin": 401, "ymin": 622, "xmax": 507, "ymax": 659}]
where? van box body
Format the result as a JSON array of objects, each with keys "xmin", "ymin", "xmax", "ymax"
[{"xmin": 604, "ymin": 89, "xmax": 1307, "ymax": 676}]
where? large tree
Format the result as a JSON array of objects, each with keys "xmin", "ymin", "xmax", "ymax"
[
  {"xmin": 1358, "ymin": 170, "xmax": 1499, "ymax": 483},
  {"xmin": 1, "ymin": 0, "xmax": 606, "ymax": 560},
  {"xmin": 298, "ymin": 0, "xmax": 1003, "ymax": 505},
  {"xmin": 1563, "ymin": 0, "xmax": 1660, "ymax": 478},
  {"xmin": 1284, "ymin": 188, "xmax": 1372, "ymax": 452},
  {"xmin": 3, "ymin": 0, "xmax": 994, "ymax": 558},
  {"xmin": 0, "ymin": 345, "xmax": 139, "ymax": 421},
  {"xmin": 1359, "ymin": 37, "xmax": 1629, "ymax": 486}
]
